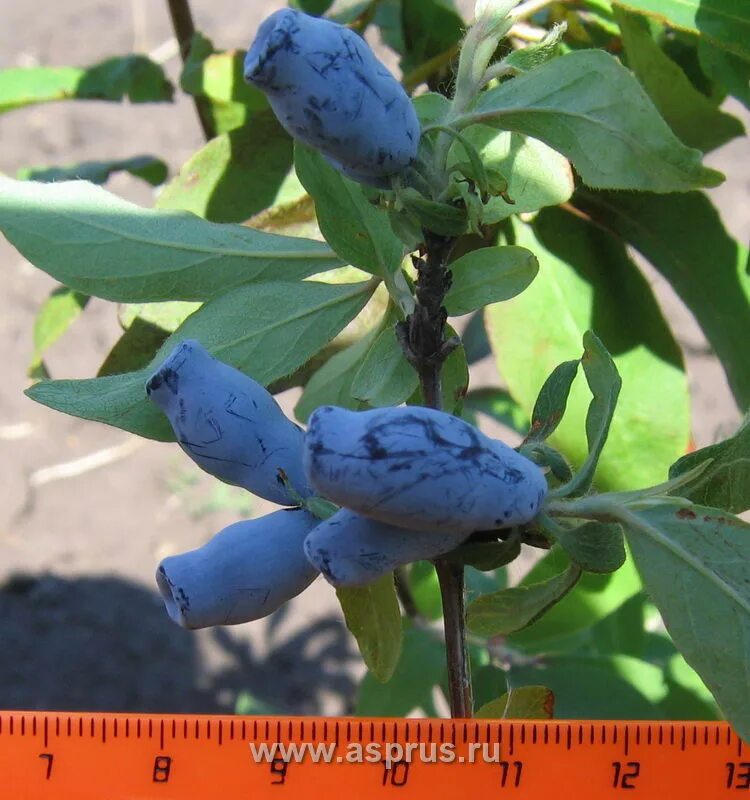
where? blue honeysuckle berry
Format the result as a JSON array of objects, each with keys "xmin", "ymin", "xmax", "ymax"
[
  {"xmin": 156, "ymin": 509, "xmax": 320, "ymax": 629},
  {"xmin": 304, "ymin": 405, "xmax": 548, "ymax": 534},
  {"xmin": 244, "ymin": 8, "xmax": 420, "ymax": 187},
  {"xmin": 304, "ymin": 508, "xmax": 470, "ymax": 587},
  {"xmin": 146, "ymin": 339, "xmax": 312, "ymax": 506}
]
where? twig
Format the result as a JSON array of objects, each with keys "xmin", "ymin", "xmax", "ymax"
[
  {"xmin": 165, "ymin": 0, "xmax": 216, "ymax": 141},
  {"xmin": 396, "ymin": 230, "xmax": 473, "ymax": 718},
  {"xmin": 435, "ymin": 559, "xmax": 473, "ymax": 717}
]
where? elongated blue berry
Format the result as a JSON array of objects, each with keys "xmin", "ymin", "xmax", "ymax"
[
  {"xmin": 304, "ymin": 508, "xmax": 470, "ymax": 587},
  {"xmin": 146, "ymin": 340, "xmax": 311, "ymax": 505},
  {"xmin": 304, "ymin": 405, "xmax": 547, "ymax": 533},
  {"xmin": 156, "ymin": 509, "xmax": 319, "ymax": 629},
  {"xmin": 244, "ymin": 9, "xmax": 419, "ymax": 186}
]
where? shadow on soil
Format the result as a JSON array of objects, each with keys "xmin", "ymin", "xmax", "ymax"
[{"xmin": 0, "ymin": 573, "xmax": 358, "ymax": 714}]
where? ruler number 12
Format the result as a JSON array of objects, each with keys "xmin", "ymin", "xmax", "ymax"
[{"xmin": 612, "ymin": 761, "xmax": 640, "ymax": 789}]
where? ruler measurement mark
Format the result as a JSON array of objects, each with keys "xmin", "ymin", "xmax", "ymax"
[{"xmin": 0, "ymin": 712, "xmax": 741, "ymax": 799}]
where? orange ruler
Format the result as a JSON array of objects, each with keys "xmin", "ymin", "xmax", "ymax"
[{"xmin": 0, "ymin": 712, "xmax": 746, "ymax": 798}]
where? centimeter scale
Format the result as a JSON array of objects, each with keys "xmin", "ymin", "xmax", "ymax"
[{"xmin": 0, "ymin": 712, "xmax": 747, "ymax": 798}]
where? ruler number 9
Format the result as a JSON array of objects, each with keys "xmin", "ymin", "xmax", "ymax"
[{"xmin": 612, "ymin": 761, "xmax": 640, "ymax": 789}]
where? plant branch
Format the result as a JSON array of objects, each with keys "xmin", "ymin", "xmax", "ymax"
[
  {"xmin": 394, "ymin": 567, "xmax": 420, "ymax": 619},
  {"xmin": 435, "ymin": 559, "xmax": 473, "ymax": 717},
  {"xmin": 396, "ymin": 230, "xmax": 473, "ymax": 717},
  {"xmin": 165, "ymin": 0, "xmax": 216, "ymax": 142}
]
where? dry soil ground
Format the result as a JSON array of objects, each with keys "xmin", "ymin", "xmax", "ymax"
[{"xmin": 0, "ymin": 0, "xmax": 747, "ymax": 715}]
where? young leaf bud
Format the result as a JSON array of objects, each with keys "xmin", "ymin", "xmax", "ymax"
[
  {"xmin": 304, "ymin": 405, "xmax": 547, "ymax": 533},
  {"xmin": 146, "ymin": 340, "xmax": 311, "ymax": 505},
  {"xmin": 304, "ymin": 508, "xmax": 470, "ymax": 587},
  {"xmin": 244, "ymin": 9, "xmax": 420, "ymax": 186},
  {"xmin": 156, "ymin": 509, "xmax": 319, "ymax": 629}
]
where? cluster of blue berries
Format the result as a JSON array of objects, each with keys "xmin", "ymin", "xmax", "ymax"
[{"xmin": 146, "ymin": 341, "xmax": 547, "ymax": 629}]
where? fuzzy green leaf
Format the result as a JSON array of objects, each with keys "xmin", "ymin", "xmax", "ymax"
[
  {"xmin": 295, "ymin": 145, "xmax": 404, "ymax": 276},
  {"xmin": 466, "ymin": 50, "xmax": 723, "ymax": 191},
  {"xmin": 337, "ymin": 574, "xmax": 403, "ymax": 684},
  {"xmin": 614, "ymin": 0, "xmax": 750, "ymax": 61},
  {"xmin": 157, "ymin": 111, "xmax": 299, "ymax": 223},
  {"xmin": 467, "ymin": 563, "xmax": 581, "ymax": 636},
  {"xmin": 575, "ymin": 189, "xmax": 750, "ymax": 410},
  {"xmin": 26, "ymin": 280, "xmax": 375, "ymax": 440},
  {"xmin": 0, "ymin": 178, "xmax": 342, "ymax": 303},
  {"xmin": 444, "ymin": 246, "xmax": 538, "ymax": 316},
  {"xmin": 669, "ymin": 416, "xmax": 750, "ymax": 514},
  {"xmin": 623, "ymin": 503, "xmax": 750, "ymax": 740},
  {"xmin": 475, "ymin": 686, "xmax": 555, "ymax": 719},
  {"xmin": 486, "ymin": 209, "xmax": 689, "ymax": 491},
  {"xmin": 0, "ymin": 55, "xmax": 172, "ymax": 113}
]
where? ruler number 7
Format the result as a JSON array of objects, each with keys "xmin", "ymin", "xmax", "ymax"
[{"xmin": 612, "ymin": 761, "xmax": 640, "ymax": 789}]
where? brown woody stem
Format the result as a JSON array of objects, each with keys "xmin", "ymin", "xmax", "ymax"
[
  {"xmin": 165, "ymin": 0, "xmax": 216, "ymax": 142},
  {"xmin": 396, "ymin": 230, "xmax": 473, "ymax": 718}
]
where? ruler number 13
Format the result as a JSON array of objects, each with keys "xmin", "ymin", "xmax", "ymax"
[{"xmin": 726, "ymin": 762, "xmax": 750, "ymax": 789}]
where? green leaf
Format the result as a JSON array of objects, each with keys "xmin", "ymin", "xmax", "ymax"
[
  {"xmin": 337, "ymin": 573, "xmax": 403, "ymax": 683},
  {"xmin": 401, "ymin": 0, "xmax": 464, "ymax": 73},
  {"xmin": 17, "ymin": 156, "xmax": 168, "ymax": 187},
  {"xmin": 0, "ymin": 55, "xmax": 173, "ymax": 113},
  {"xmin": 669, "ymin": 416, "xmax": 750, "ymax": 513},
  {"xmin": 180, "ymin": 33, "xmax": 267, "ymax": 134},
  {"xmin": 509, "ymin": 654, "xmax": 667, "ymax": 719},
  {"xmin": 26, "ymin": 280, "xmax": 375, "ymax": 440},
  {"xmin": 97, "ymin": 318, "xmax": 170, "ymax": 377},
  {"xmin": 444, "ymin": 246, "xmax": 538, "ymax": 316},
  {"xmin": 508, "ymin": 546, "xmax": 643, "ymax": 652},
  {"xmin": 413, "ymin": 92, "xmax": 451, "ymax": 124},
  {"xmin": 614, "ymin": 0, "xmax": 750, "ymax": 61},
  {"xmin": 466, "ymin": 50, "xmax": 723, "ymax": 191},
  {"xmin": 622, "ymin": 503, "xmax": 750, "ymax": 740},
  {"xmin": 476, "ymin": 686, "xmax": 555, "ymax": 719},
  {"xmin": 525, "ymin": 360, "xmax": 580, "ymax": 443},
  {"xmin": 295, "ymin": 145, "xmax": 403, "ymax": 276},
  {"xmin": 462, "ymin": 387, "xmax": 529, "ymax": 435},
  {"xmin": 461, "ymin": 310, "xmax": 491, "ymax": 365},
  {"xmin": 615, "ymin": 8, "xmax": 744, "ymax": 152},
  {"xmin": 501, "ymin": 23, "xmax": 567, "ymax": 73},
  {"xmin": 356, "ymin": 626, "xmax": 444, "ymax": 714},
  {"xmin": 439, "ymin": 323, "xmax": 469, "ymax": 412},
  {"xmin": 290, "ymin": 0, "xmax": 333, "ymax": 13},
  {"xmin": 575, "ymin": 190, "xmax": 750, "ymax": 410},
  {"xmin": 29, "ymin": 287, "xmax": 89, "ymax": 376},
  {"xmin": 485, "ymin": 209, "xmax": 690, "ymax": 491},
  {"xmin": 453, "ymin": 130, "xmax": 573, "ymax": 223},
  {"xmin": 567, "ymin": 330, "xmax": 622, "ymax": 494},
  {"xmin": 294, "ymin": 329, "xmax": 378, "ymax": 422},
  {"xmin": 0, "ymin": 178, "xmax": 342, "ymax": 303},
  {"xmin": 351, "ymin": 325, "xmax": 418, "ymax": 407},
  {"xmin": 467, "ymin": 563, "xmax": 581, "ymax": 637},
  {"xmin": 409, "ymin": 562, "xmax": 444, "ymax": 621},
  {"xmin": 399, "ymin": 189, "xmax": 468, "ymax": 237},
  {"xmin": 543, "ymin": 518, "xmax": 627, "ymax": 574},
  {"xmin": 698, "ymin": 41, "xmax": 750, "ymax": 109},
  {"xmin": 156, "ymin": 111, "xmax": 299, "ymax": 223}
]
